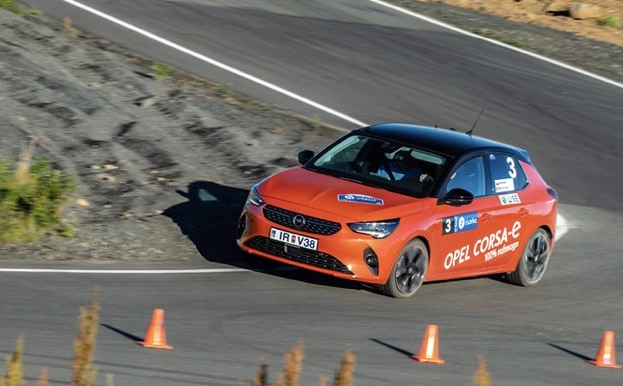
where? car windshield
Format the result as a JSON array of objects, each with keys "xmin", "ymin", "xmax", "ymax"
[{"xmin": 306, "ymin": 133, "xmax": 448, "ymax": 198}]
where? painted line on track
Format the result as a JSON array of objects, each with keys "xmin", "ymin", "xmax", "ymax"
[
  {"xmin": 3, "ymin": 0, "xmax": 570, "ymax": 272},
  {"xmin": 370, "ymin": 0, "xmax": 623, "ymax": 90},
  {"xmin": 556, "ymin": 213, "xmax": 568, "ymax": 241},
  {"xmin": 0, "ymin": 214, "xmax": 569, "ymax": 273},
  {"xmin": 0, "ymin": 268, "xmax": 249, "ymax": 274},
  {"xmin": 60, "ymin": 0, "xmax": 366, "ymax": 127}
]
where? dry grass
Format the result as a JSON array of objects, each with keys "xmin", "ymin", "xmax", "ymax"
[
  {"xmin": 473, "ymin": 355, "xmax": 492, "ymax": 386},
  {"xmin": 252, "ymin": 363, "xmax": 269, "ymax": 386},
  {"xmin": 0, "ymin": 292, "xmax": 101, "ymax": 386},
  {"xmin": 274, "ymin": 340, "xmax": 304, "ymax": 386},
  {"xmin": 250, "ymin": 342, "xmax": 356, "ymax": 386},
  {"xmin": 333, "ymin": 348, "xmax": 355, "ymax": 386},
  {"xmin": 0, "ymin": 336, "xmax": 25, "ymax": 386},
  {"xmin": 12, "ymin": 138, "xmax": 37, "ymax": 188},
  {"xmin": 0, "ymin": 307, "xmax": 495, "ymax": 386},
  {"xmin": 72, "ymin": 290, "xmax": 100, "ymax": 386}
]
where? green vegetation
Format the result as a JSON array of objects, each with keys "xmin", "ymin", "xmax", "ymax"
[
  {"xmin": 598, "ymin": 14, "xmax": 621, "ymax": 28},
  {"xmin": 0, "ymin": 0, "xmax": 21, "ymax": 14},
  {"xmin": 213, "ymin": 82, "xmax": 234, "ymax": 98},
  {"xmin": 309, "ymin": 115, "xmax": 323, "ymax": 131},
  {"xmin": 0, "ymin": 142, "xmax": 76, "ymax": 243},
  {"xmin": 0, "ymin": 0, "xmax": 42, "ymax": 16},
  {"xmin": 472, "ymin": 29, "xmax": 528, "ymax": 48},
  {"xmin": 152, "ymin": 62, "xmax": 173, "ymax": 80}
]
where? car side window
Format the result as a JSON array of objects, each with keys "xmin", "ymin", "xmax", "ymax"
[
  {"xmin": 487, "ymin": 153, "xmax": 528, "ymax": 194},
  {"xmin": 445, "ymin": 156, "xmax": 485, "ymax": 197}
]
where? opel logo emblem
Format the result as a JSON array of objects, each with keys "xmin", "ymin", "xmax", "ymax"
[{"xmin": 292, "ymin": 215, "xmax": 306, "ymax": 228}]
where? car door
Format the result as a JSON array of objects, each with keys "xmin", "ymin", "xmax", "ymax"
[
  {"xmin": 430, "ymin": 155, "xmax": 501, "ymax": 279},
  {"xmin": 482, "ymin": 152, "xmax": 531, "ymax": 270}
]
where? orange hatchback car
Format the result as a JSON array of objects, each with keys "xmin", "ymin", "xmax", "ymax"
[{"xmin": 237, "ymin": 123, "xmax": 558, "ymax": 298}]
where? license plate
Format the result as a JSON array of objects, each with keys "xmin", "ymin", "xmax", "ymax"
[{"xmin": 270, "ymin": 227, "xmax": 318, "ymax": 251}]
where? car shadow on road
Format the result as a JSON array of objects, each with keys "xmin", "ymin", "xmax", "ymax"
[
  {"xmin": 163, "ymin": 180, "xmax": 249, "ymax": 267},
  {"xmin": 163, "ymin": 180, "xmax": 372, "ymax": 295}
]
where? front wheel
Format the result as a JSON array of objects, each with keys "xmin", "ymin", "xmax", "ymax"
[
  {"xmin": 379, "ymin": 239, "xmax": 428, "ymax": 298},
  {"xmin": 507, "ymin": 228, "xmax": 551, "ymax": 286}
]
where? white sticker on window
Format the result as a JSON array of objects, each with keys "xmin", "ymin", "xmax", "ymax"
[{"xmin": 495, "ymin": 178, "xmax": 515, "ymax": 193}]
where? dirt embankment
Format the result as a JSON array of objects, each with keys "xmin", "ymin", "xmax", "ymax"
[
  {"xmin": 0, "ymin": 9, "xmax": 338, "ymax": 262},
  {"xmin": 440, "ymin": 0, "xmax": 623, "ymax": 48}
]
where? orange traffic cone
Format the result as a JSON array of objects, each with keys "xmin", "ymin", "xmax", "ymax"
[
  {"xmin": 412, "ymin": 324, "xmax": 445, "ymax": 364},
  {"xmin": 587, "ymin": 330, "xmax": 621, "ymax": 368},
  {"xmin": 138, "ymin": 308, "xmax": 173, "ymax": 349}
]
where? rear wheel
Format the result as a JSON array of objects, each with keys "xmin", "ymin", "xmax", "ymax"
[
  {"xmin": 507, "ymin": 228, "xmax": 551, "ymax": 286},
  {"xmin": 380, "ymin": 239, "xmax": 428, "ymax": 298}
]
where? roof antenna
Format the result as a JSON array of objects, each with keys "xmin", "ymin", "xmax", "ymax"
[{"xmin": 467, "ymin": 108, "xmax": 484, "ymax": 135}]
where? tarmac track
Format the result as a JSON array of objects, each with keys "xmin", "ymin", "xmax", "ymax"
[{"xmin": 2, "ymin": 1, "xmax": 623, "ymax": 385}]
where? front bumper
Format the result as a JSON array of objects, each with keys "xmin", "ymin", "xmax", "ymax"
[{"xmin": 236, "ymin": 203, "xmax": 400, "ymax": 284}]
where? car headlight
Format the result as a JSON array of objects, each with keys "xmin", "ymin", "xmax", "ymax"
[
  {"xmin": 247, "ymin": 185, "xmax": 265, "ymax": 206},
  {"xmin": 348, "ymin": 219, "xmax": 399, "ymax": 239}
]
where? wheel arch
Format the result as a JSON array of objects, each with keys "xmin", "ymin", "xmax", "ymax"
[
  {"xmin": 415, "ymin": 235, "xmax": 431, "ymax": 260},
  {"xmin": 540, "ymin": 224, "xmax": 554, "ymax": 242}
]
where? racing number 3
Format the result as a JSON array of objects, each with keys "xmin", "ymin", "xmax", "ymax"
[
  {"xmin": 444, "ymin": 218, "xmax": 453, "ymax": 234},
  {"xmin": 507, "ymin": 156, "xmax": 517, "ymax": 179}
]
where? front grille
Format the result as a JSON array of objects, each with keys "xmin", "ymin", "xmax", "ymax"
[
  {"xmin": 263, "ymin": 205, "xmax": 341, "ymax": 235},
  {"xmin": 246, "ymin": 236, "xmax": 352, "ymax": 274}
]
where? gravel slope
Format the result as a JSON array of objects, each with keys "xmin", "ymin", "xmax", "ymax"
[{"xmin": 0, "ymin": 3, "xmax": 619, "ymax": 262}]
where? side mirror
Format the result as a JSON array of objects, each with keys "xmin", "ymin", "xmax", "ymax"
[
  {"xmin": 297, "ymin": 149, "xmax": 315, "ymax": 165},
  {"xmin": 441, "ymin": 188, "xmax": 474, "ymax": 206}
]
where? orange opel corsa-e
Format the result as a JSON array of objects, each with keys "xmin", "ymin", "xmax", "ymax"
[{"xmin": 237, "ymin": 123, "xmax": 558, "ymax": 298}]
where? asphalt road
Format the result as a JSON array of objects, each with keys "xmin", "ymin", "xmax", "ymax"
[{"xmin": 3, "ymin": 1, "xmax": 623, "ymax": 385}]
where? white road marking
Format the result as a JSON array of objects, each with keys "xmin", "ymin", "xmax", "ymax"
[
  {"xmin": 0, "ymin": 212, "xmax": 569, "ymax": 273},
  {"xmin": 556, "ymin": 213, "xmax": 568, "ymax": 241},
  {"xmin": 0, "ymin": 268, "xmax": 249, "ymax": 273},
  {"xmin": 370, "ymin": 0, "xmax": 623, "ymax": 90},
  {"xmin": 60, "ymin": 0, "xmax": 366, "ymax": 127}
]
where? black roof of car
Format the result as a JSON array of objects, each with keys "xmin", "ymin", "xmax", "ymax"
[{"xmin": 358, "ymin": 123, "xmax": 530, "ymax": 162}]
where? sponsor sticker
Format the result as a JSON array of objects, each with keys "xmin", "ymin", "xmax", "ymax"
[
  {"xmin": 494, "ymin": 178, "xmax": 515, "ymax": 193},
  {"xmin": 442, "ymin": 212, "xmax": 478, "ymax": 235},
  {"xmin": 444, "ymin": 220, "xmax": 522, "ymax": 269},
  {"xmin": 337, "ymin": 194, "xmax": 384, "ymax": 205},
  {"xmin": 499, "ymin": 193, "xmax": 521, "ymax": 205}
]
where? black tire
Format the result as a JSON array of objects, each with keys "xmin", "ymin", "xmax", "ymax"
[
  {"xmin": 380, "ymin": 239, "xmax": 428, "ymax": 298},
  {"xmin": 507, "ymin": 228, "xmax": 551, "ymax": 286}
]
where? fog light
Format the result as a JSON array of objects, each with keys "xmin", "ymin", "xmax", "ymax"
[{"xmin": 364, "ymin": 247, "xmax": 379, "ymax": 275}]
